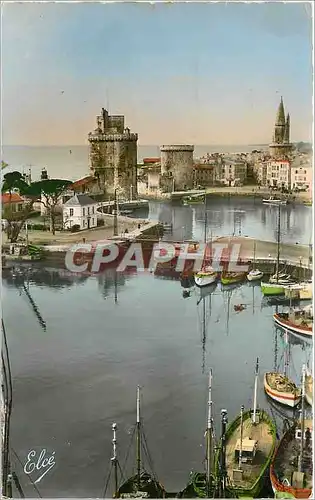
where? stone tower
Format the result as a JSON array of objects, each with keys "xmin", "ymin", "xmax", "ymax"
[
  {"xmin": 88, "ymin": 108, "xmax": 138, "ymax": 199},
  {"xmin": 160, "ymin": 145, "xmax": 194, "ymax": 191},
  {"xmin": 269, "ymin": 97, "xmax": 292, "ymax": 158}
]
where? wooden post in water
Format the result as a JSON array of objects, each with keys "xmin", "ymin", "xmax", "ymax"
[
  {"xmin": 136, "ymin": 385, "xmax": 141, "ymax": 487},
  {"xmin": 206, "ymin": 370, "xmax": 213, "ymax": 497}
]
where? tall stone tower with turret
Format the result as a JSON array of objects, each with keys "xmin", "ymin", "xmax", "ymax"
[
  {"xmin": 88, "ymin": 108, "xmax": 138, "ymax": 199},
  {"xmin": 269, "ymin": 97, "xmax": 292, "ymax": 158}
]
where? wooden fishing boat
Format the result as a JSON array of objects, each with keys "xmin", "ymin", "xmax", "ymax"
[
  {"xmin": 270, "ymin": 366, "xmax": 313, "ymax": 499},
  {"xmin": 305, "ymin": 367, "xmax": 313, "ymax": 407},
  {"xmin": 116, "ymin": 387, "xmax": 165, "ymax": 498},
  {"xmin": 264, "ymin": 373, "xmax": 301, "ymax": 408},
  {"xmin": 261, "ymin": 282, "xmax": 285, "ymax": 296},
  {"xmin": 221, "ymin": 272, "xmax": 245, "ymax": 286},
  {"xmin": 216, "ymin": 359, "xmax": 277, "ymax": 498},
  {"xmin": 194, "ymin": 202, "xmax": 218, "ymax": 288},
  {"xmin": 183, "ymin": 193, "xmax": 206, "ymax": 205},
  {"xmin": 273, "ymin": 308, "xmax": 313, "ymax": 339},
  {"xmin": 178, "ymin": 371, "xmax": 216, "ymax": 498}
]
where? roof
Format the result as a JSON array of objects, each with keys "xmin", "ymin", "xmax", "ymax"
[
  {"xmin": 235, "ymin": 438, "xmax": 257, "ymax": 453},
  {"xmin": 2, "ymin": 193, "xmax": 25, "ymax": 204},
  {"xmin": 143, "ymin": 157, "xmax": 161, "ymax": 164},
  {"xmin": 71, "ymin": 175, "xmax": 94, "ymax": 189},
  {"xmin": 63, "ymin": 194, "xmax": 97, "ymax": 207}
]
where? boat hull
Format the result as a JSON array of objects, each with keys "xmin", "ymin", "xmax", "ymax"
[
  {"xmin": 273, "ymin": 313, "xmax": 313, "ymax": 339},
  {"xmin": 117, "ymin": 472, "xmax": 166, "ymax": 498},
  {"xmin": 247, "ymin": 271, "xmax": 263, "ymax": 282},
  {"xmin": 221, "ymin": 274, "xmax": 245, "ymax": 286},
  {"xmin": 195, "ymin": 273, "xmax": 217, "ymax": 287},
  {"xmin": 270, "ymin": 426, "xmax": 312, "ymax": 499},
  {"xmin": 261, "ymin": 282, "xmax": 284, "ymax": 296},
  {"xmin": 264, "ymin": 373, "xmax": 301, "ymax": 408}
]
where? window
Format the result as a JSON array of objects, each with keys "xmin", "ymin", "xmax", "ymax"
[
  {"xmin": 92, "ymin": 206, "xmax": 95, "ymax": 214},
  {"xmin": 91, "ymin": 218, "xmax": 94, "ymax": 226},
  {"xmin": 83, "ymin": 208, "xmax": 85, "ymax": 216},
  {"xmin": 88, "ymin": 206, "xmax": 90, "ymax": 215},
  {"xmin": 69, "ymin": 208, "xmax": 74, "ymax": 217}
]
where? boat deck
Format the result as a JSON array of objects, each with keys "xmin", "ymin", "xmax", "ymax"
[
  {"xmin": 266, "ymin": 373, "xmax": 300, "ymax": 395},
  {"xmin": 226, "ymin": 415, "xmax": 274, "ymax": 489},
  {"xmin": 273, "ymin": 427, "xmax": 313, "ymax": 490}
]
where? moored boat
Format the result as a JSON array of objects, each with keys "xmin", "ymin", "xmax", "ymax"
[
  {"xmin": 183, "ymin": 193, "xmax": 206, "ymax": 205},
  {"xmin": 305, "ymin": 367, "xmax": 313, "ymax": 407},
  {"xmin": 263, "ymin": 197, "xmax": 288, "ymax": 205},
  {"xmin": 261, "ymin": 282, "xmax": 285, "ymax": 296},
  {"xmin": 216, "ymin": 359, "xmax": 277, "ymax": 498},
  {"xmin": 247, "ymin": 241, "xmax": 263, "ymax": 282},
  {"xmin": 178, "ymin": 371, "xmax": 217, "ymax": 498},
  {"xmin": 284, "ymin": 283, "xmax": 313, "ymax": 301},
  {"xmin": 264, "ymin": 372, "xmax": 301, "ymax": 408},
  {"xmin": 270, "ymin": 366, "xmax": 313, "ymax": 499},
  {"xmin": 221, "ymin": 272, "xmax": 245, "ymax": 286},
  {"xmin": 116, "ymin": 386, "xmax": 165, "ymax": 498},
  {"xmin": 273, "ymin": 308, "xmax": 313, "ymax": 339},
  {"xmin": 195, "ymin": 268, "xmax": 217, "ymax": 287}
]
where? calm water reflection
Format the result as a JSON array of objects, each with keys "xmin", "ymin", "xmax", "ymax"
[{"xmin": 3, "ymin": 197, "xmax": 312, "ymax": 497}]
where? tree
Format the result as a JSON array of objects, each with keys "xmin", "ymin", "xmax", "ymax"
[
  {"xmin": 27, "ymin": 179, "xmax": 73, "ymax": 234},
  {"xmin": 1, "ymin": 160, "xmax": 9, "ymax": 170},
  {"xmin": 1, "ymin": 171, "xmax": 36, "ymax": 243}
]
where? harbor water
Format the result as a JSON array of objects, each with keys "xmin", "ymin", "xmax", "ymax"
[{"xmin": 3, "ymin": 197, "xmax": 312, "ymax": 497}]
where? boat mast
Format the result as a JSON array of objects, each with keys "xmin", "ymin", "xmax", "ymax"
[
  {"xmin": 204, "ymin": 194, "xmax": 207, "ymax": 245},
  {"xmin": 206, "ymin": 370, "xmax": 213, "ymax": 497},
  {"xmin": 283, "ymin": 330, "xmax": 289, "ymax": 378},
  {"xmin": 136, "ymin": 385, "xmax": 141, "ymax": 487},
  {"xmin": 111, "ymin": 423, "xmax": 118, "ymax": 497},
  {"xmin": 298, "ymin": 364, "xmax": 306, "ymax": 473},
  {"xmin": 253, "ymin": 241, "xmax": 256, "ymax": 271},
  {"xmin": 238, "ymin": 405, "xmax": 245, "ymax": 469},
  {"xmin": 202, "ymin": 296, "xmax": 206, "ymax": 373},
  {"xmin": 276, "ymin": 204, "xmax": 281, "ymax": 282},
  {"xmin": 252, "ymin": 358, "xmax": 259, "ymax": 425},
  {"xmin": 220, "ymin": 409, "xmax": 228, "ymax": 498}
]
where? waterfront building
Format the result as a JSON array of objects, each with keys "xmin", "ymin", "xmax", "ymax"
[
  {"xmin": 88, "ymin": 108, "xmax": 138, "ymax": 200},
  {"xmin": 192, "ymin": 163, "xmax": 215, "ymax": 187},
  {"xmin": 1, "ymin": 193, "xmax": 26, "ymax": 213},
  {"xmin": 291, "ymin": 162, "xmax": 313, "ymax": 191},
  {"xmin": 221, "ymin": 158, "xmax": 247, "ymax": 186},
  {"xmin": 269, "ymin": 97, "xmax": 293, "ymax": 158},
  {"xmin": 63, "ymin": 194, "xmax": 98, "ymax": 231},
  {"xmin": 266, "ymin": 159, "xmax": 291, "ymax": 189}
]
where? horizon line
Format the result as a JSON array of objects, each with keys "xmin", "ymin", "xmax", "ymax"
[{"xmin": 2, "ymin": 141, "xmax": 312, "ymax": 148}]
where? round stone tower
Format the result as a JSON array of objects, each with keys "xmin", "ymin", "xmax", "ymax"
[
  {"xmin": 88, "ymin": 108, "xmax": 138, "ymax": 200},
  {"xmin": 160, "ymin": 145, "xmax": 194, "ymax": 191}
]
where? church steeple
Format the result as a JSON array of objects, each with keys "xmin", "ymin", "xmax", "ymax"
[
  {"xmin": 284, "ymin": 113, "xmax": 290, "ymax": 143},
  {"xmin": 275, "ymin": 96, "xmax": 285, "ymax": 126}
]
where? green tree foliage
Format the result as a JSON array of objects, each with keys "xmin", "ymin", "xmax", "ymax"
[{"xmin": 26, "ymin": 179, "xmax": 72, "ymax": 234}]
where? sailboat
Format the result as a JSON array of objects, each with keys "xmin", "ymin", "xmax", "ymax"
[
  {"xmin": 261, "ymin": 205, "xmax": 293, "ymax": 296},
  {"xmin": 273, "ymin": 304, "xmax": 313, "ymax": 339},
  {"xmin": 269, "ymin": 365, "xmax": 313, "ymax": 498},
  {"xmin": 177, "ymin": 370, "xmax": 217, "ymax": 498},
  {"xmin": 305, "ymin": 366, "xmax": 313, "ymax": 407},
  {"xmin": 264, "ymin": 331, "xmax": 301, "ymax": 408},
  {"xmin": 116, "ymin": 386, "xmax": 165, "ymax": 498},
  {"xmin": 194, "ymin": 197, "xmax": 218, "ymax": 288},
  {"xmin": 247, "ymin": 241, "xmax": 263, "ymax": 282},
  {"xmin": 216, "ymin": 358, "xmax": 277, "ymax": 498}
]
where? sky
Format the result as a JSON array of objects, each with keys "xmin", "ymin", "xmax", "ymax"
[{"xmin": 2, "ymin": 1, "xmax": 313, "ymax": 146}]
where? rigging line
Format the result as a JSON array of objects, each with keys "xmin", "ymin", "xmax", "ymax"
[
  {"xmin": 11, "ymin": 448, "xmax": 42, "ymax": 498},
  {"xmin": 2, "ymin": 319, "xmax": 13, "ymax": 403},
  {"xmin": 121, "ymin": 425, "xmax": 136, "ymax": 480},
  {"xmin": 141, "ymin": 426, "xmax": 157, "ymax": 480},
  {"xmin": 2, "ymin": 353, "xmax": 11, "ymax": 404},
  {"xmin": 102, "ymin": 460, "xmax": 114, "ymax": 499}
]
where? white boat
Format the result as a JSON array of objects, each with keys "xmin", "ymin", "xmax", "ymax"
[
  {"xmin": 273, "ymin": 305, "xmax": 313, "ymax": 339},
  {"xmin": 194, "ymin": 204, "xmax": 218, "ymax": 288},
  {"xmin": 305, "ymin": 366, "xmax": 313, "ymax": 407},
  {"xmin": 263, "ymin": 197, "xmax": 288, "ymax": 205},
  {"xmin": 247, "ymin": 241, "xmax": 263, "ymax": 281}
]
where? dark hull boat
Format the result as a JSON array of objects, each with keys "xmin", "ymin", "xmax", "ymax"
[
  {"xmin": 118, "ymin": 471, "xmax": 165, "ymax": 498},
  {"xmin": 115, "ymin": 386, "xmax": 166, "ymax": 499},
  {"xmin": 178, "ymin": 371, "xmax": 216, "ymax": 498}
]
